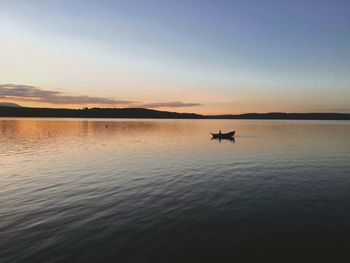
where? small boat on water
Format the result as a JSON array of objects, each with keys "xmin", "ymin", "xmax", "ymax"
[{"xmin": 211, "ymin": 131, "xmax": 235, "ymax": 139}]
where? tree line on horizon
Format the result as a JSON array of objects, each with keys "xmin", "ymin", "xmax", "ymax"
[{"xmin": 0, "ymin": 105, "xmax": 349, "ymax": 120}]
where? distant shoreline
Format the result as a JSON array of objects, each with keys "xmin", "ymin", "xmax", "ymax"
[{"xmin": 0, "ymin": 106, "xmax": 349, "ymax": 120}]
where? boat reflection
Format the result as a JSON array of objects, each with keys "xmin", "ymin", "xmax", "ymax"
[{"xmin": 211, "ymin": 137, "xmax": 235, "ymax": 143}]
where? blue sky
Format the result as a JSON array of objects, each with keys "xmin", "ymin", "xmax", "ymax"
[{"xmin": 0, "ymin": 0, "xmax": 349, "ymax": 113}]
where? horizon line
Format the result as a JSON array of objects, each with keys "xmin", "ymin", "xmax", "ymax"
[{"xmin": 1, "ymin": 105, "xmax": 350, "ymax": 118}]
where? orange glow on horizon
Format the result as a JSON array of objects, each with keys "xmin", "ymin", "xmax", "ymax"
[{"xmin": 1, "ymin": 97, "xmax": 341, "ymax": 115}]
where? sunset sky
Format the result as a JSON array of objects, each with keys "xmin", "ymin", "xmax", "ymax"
[{"xmin": 1, "ymin": 0, "xmax": 349, "ymax": 114}]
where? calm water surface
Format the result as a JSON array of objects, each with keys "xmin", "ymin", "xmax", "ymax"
[{"xmin": 1, "ymin": 118, "xmax": 350, "ymax": 262}]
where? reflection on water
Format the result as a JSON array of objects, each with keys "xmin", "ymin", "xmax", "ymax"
[
  {"xmin": 211, "ymin": 137, "xmax": 235, "ymax": 142},
  {"xmin": 1, "ymin": 118, "xmax": 350, "ymax": 262}
]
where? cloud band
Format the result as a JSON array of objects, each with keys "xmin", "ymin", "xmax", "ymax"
[{"xmin": 0, "ymin": 84, "xmax": 202, "ymax": 108}]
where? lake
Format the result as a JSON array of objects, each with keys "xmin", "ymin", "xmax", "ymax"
[{"xmin": 1, "ymin": 118, "xmax": 350, "ymax": 262}]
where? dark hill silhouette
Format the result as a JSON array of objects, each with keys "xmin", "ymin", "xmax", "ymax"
[
  {"xmin": 0, "ymin": 106, "xmax": 349, "ymax": 120},
  {"xmin": 0, "ymin": 106, "xmax": 202, "ymax": 119}
]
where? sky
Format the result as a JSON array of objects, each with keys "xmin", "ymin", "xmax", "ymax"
[{"xmin": 0, "ymin": 0, "xmax": 349, "ymax": 114}]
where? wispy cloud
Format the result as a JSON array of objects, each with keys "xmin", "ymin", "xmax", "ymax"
[
  {"xmin": 0, "ymin": 84, "xmax": 134, "ymax": 105},
  {"xmin": 0, "ymin": 84, "xmax": 202, "ymax": 109},
  {"xmin": 137, "ymin": 101, "xmax": 202, "ymax": 108}
]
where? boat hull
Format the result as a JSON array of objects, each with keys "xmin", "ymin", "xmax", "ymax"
[{"xmin": 211, "ymin": 131, "xmax": 235, "ymax": 139}]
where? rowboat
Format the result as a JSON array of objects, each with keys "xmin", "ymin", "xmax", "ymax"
[{"xmin": 211, "ymin": 131, "xmax": 235, "ymax": 139}]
